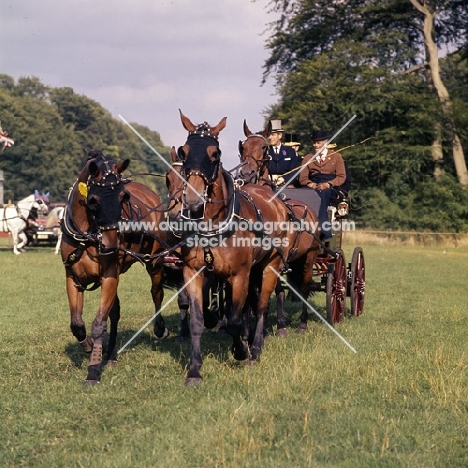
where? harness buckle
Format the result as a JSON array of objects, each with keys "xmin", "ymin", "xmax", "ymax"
[{"xmin": 204, "ymin": 247, "xmax": 214, "ymax": 272}]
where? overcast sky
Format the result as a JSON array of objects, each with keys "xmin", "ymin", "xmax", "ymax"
[{"xmin": 1, "ymin": 0, "xmax": 279, "ymax": 168}]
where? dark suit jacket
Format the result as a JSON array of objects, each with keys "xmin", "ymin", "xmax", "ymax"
[{"xmin": 268, "ymin": 145, "xmax": 300, "ymax": 175}]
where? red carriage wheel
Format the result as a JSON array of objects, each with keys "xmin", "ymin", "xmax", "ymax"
[
  {"xmin": 326, "ymin": 248, "xmax": 347, "ymax": 325},
  {"xmin": 350, "ymin": 247, "xmax": 365, "ymax": 317}
]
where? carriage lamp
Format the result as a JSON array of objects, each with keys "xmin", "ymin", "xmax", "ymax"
[{"xmin": 337, "ymin": 202, "xmax": 349, "ymax": 217}]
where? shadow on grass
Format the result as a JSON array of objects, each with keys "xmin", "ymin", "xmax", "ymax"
[{"xmin": 62, "ymin": 295, "xmax": 334, "ymax": 377}]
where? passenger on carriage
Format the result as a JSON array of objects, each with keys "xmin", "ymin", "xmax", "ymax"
[
  {"xmin": 298, "ymin": 129, "xmax": 347, "ymax": 240},
  {"xmin": 267, "ymin": 120, "xmax": 301, "ymax": 187},
  {"xmin": 284, "ymin": 133, "xmax": 302, "ymax": 158}
]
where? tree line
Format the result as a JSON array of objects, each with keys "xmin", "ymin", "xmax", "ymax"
[
  {"xmin": 0, "ymin": 74, "xmax": 170, "ymax": 203},
  {"xmin": 262, "ymin": 0, "xmax": 468, "ymax": 232}
]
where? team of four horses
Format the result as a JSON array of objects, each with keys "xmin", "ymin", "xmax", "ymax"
[{"xmin": 61, "ymin": 111, "xmax": 352, "ymax": 387}]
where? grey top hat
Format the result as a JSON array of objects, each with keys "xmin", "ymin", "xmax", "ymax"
[{"xmin": 270, "ymin": 120, "xmax": 284, "ymax": 133}]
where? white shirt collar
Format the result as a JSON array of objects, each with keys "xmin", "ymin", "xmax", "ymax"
[{"xmin": 316, "ymin": 148, "xmax": 328, "ymax": 160}]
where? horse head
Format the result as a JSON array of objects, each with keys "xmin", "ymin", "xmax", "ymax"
[
  {"xmin": 237, "ymin": 120, "xmax": 272, "ymax": 184},
  {"xmin": 177, "ymin": 110, "xmax": 227, "ymax": 219},
  {"xmin": 79, "ymin": 151, "xmax": 129, "ymax": 252}
]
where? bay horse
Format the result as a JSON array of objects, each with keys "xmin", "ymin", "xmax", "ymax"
[
  {"xmin": 238, "ymin": 120, "xmax": 321, "ymax": 335},
  {"xmin": 0, "ymin": 194, "xmax": 49, "ymax": 254},
  {"xmin": 168, "ymin": 111, "xmax": 296, "ymax": 386},
  {"xmin": 61, "ymin": 150, "xmax": 169, "ymax": 385},
  {"xmin": 165, "ymin": 155, "xmax": 232, "ymax": 341}
]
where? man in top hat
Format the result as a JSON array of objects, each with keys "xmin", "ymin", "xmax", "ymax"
[
  {"xmin": 299, "ymin": 129, "xmax": 346, "ymax": 239},
  {"xmin": 267, "ymin": 120, "xmax": 301, "ymax": 187}
]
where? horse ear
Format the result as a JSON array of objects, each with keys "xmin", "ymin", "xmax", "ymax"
[
  {"xmin": 243, "ymin": 120, "xmax": 252, "ymax": 137},
  {"xmin": 171, "ymin": 146, "xmax": 180, "ymax": 163},
  {"xmin": 211, "ymin": 117, "xmax": 227, "ymax": 137},
  {"xmin": 116, "ymin": 159, "xmax": 130, "ymax": 174},
  {"xmin": 179, "ymin": 109, "xmax": 197, "ymax": 132},
  {"xmin": 238, "ymin": 140, "xmax": 244, "ymax": 156},
  {"xmin": 34, "ymin": 189, "xmax": 39, "ymax": 199},
  {"xmin": 89, "ymin": 161, "xmax": 100, "ymax": 178},
  {"xmin": 264, "ymin": 120, "xmax": 272, "ymax": 138}
]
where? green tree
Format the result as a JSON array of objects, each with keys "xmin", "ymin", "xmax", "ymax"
[
  {"xmin": 264, "ymin": 0, "xmax": 468, "ymax": 184},
  {"xmin": 0, "ymin": 75, "xmax": 171, "ymax": 202}
]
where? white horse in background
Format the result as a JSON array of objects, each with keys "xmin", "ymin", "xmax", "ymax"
[
  {"xmin": 0, "ymin": 194, "xmax": 48, "ymax": 254},
  {"xmin": 45, "ymin": 205, "xmax": 65, "ymax": 255}
]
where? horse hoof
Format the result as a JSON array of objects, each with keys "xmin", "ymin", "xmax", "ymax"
[
  {"xmin": 276, "ymin": 327, "xmax": 288, "ymax": 338},
  {"xmin": 153, "ymin": 328, "xmax": 169, "ymax": 340},
  {"xmin": 295, "ymin": 326, "xmax": 307, "ymax": 335},
  {"xmin": 231, "ymin": 343, "xmax": 249, "ymax": 361},
  {"xmin": 84, "ymin": 379, "xmax": 100, "ymax": 387},
  {"xmin": 106, "ymin": 359, "xmax": 118, "ymax": 368},
  {"xmin": 185, "ymin": 377, "xmax": 203, "ymax": 387}
]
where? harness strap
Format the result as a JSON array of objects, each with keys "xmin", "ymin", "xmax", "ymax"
[{"xmin": 63, "ymin": 244, "xmax": 101, "ymax": 292}]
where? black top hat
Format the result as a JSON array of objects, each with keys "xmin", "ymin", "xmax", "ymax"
[
  {"xmin": 311, "ymin": 130, "xmax": 332, "ymax": 141},
  {"xmin": 284, "ymin": 133, "xmax": 301, "ymax": 147}
]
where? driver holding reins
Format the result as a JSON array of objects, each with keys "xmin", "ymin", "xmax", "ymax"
[{"xmin": 299, "ymin": 129, "xmax": 347, "ymax": 239}]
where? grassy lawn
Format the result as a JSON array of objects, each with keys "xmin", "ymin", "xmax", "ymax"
[{"xmin": 0, "ymin": 241, "xmax": 467, "ymax": 467}]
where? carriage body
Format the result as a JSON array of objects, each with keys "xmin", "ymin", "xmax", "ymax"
[{"xmin": 308, "ymin": 191, "xmax": 365, "ymax": 325}]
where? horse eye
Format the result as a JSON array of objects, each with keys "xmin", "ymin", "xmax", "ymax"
[{"xmin": 88, "ymin": 195, "xmax": 100, "ymax": 210}]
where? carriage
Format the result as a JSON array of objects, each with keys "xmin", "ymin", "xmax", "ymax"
[
  {"xmin": 281, "ymin": 187, "xmax": 366, "ymax": 326},
  {"xmin": 235, "ymin": 119, "xmax": 366, "ymax": 330}
]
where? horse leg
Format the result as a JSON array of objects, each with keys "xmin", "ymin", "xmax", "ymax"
[
  {"xmin": 55, "ymin": 233, "xmax": 62, "ymax": 255},
  {"xmin": 11, "ymin": 229, "xmax": 21, "ymax": 255},
  {"xmin": 66, "ymin": 276, "xmax": 93, "ymax": 353},
  {"xmin": 148, "ymin": 264, "xmax": 168, "ymax": 340},
  {"xmin": 85, "ymin": 275, "xmax": 119, "ymax": 385},
  {"xmin": 296, "ymin": 254, "xmax": 315, "ymax": 334},
  {"xmin": 227, "ymin": 274, "xmax": 250, "ymax": 362},
  {"xmin": 184, "ymin": 269, "xmax": 206, "ymax": 386},
  {"xmin": 275, "ymin": 280, "xmax": 288, "ymax": 337},
  {"xmin": 250, "ymin": 265, "xmax": 279, "ymax": 362},
  {"xmin": 106, "ymin": 295, "xmax": 121, "ymax": 365},
  {"xmin": 175, "ymin": 288, "xmax": 190, "ymax": 343}
]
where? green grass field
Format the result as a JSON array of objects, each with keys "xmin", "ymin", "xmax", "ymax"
[{"xmin": 0, "ymin": 241, "xmax": 467, "ymax": 467}]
